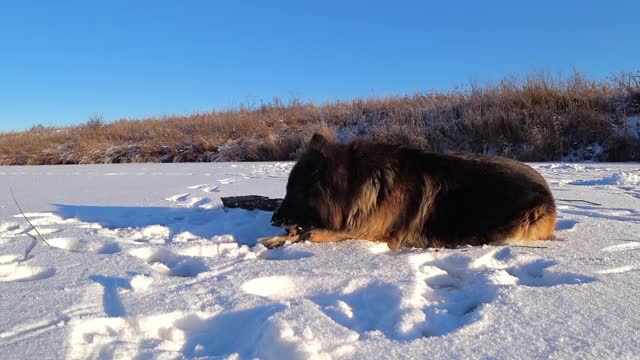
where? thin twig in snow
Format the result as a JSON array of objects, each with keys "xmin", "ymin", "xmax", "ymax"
[
  {"xmin": 556, "ymin": 198, "xmax": 602, "ymax": 206},
  {"xmin": 9, "ymin": 187, "xmax": 50, "ymax": 260}
]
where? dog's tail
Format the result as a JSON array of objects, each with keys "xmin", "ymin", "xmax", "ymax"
[{"xmin": 509, "ymin": 203, "xmax": 557, "ymax": 241}]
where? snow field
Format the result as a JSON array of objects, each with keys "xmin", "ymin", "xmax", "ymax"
[{"xmin": 0, "ymin": 162, "xmax": 639, "ymax": 359}]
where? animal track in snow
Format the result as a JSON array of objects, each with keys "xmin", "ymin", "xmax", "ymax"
[
  {"xmin": 130, "ymin": 274, "xmax": 154, "ymax": 291},
  {"xmin": 0, "ymin": 315, "xmax": 71, "ymax": 346},
  {"xmin": 0, "ymin": 222, "xmax": 61, "ymax": 241},
  {"xmin": 187, "ymin": 184, "xmax": 221, "ymax": 193},
  {"xmin": 0, "ymin": 302, "xmax": 103, "ymax": 347},
  {"xmin": 556, "ymin": 219, "xmax": 579, "ymax": 231},
  {"xmin": 242, "ymin": 276, "xmax": 301, "ymax": 300},
  {"xmin": 27, "ymin": 228, "xmax": 61, "ymax": 237},
  {"xmin": 165, "ymin": 193, "xmax": 190, "ymax": 202},
  {"xmin": 568, "ymin": 172, "xmax": 640, "ymax": 186},
  {"xmin": 0, "ymin": 222, "xmax": 25, "ymax": 236},
  {"xmin": 259, "ymin": 246, "xmax": 314, "ymax": 261},
  {"xmin": 65, "ymin": 307, "xmax": 294, "ymax": 359},
  {"xmin": 47, "ymin": 237, "xmax": 81, "ymax": 251},
  {"xmin": 565, "ymin": 171, "xmax": 640, "ymax": 203},
  {"xmin": 129, "ymin": 247, "xmax": 209, "ymax": 278},
  {"xmin": 164, "ymin": 192, "xmax": 216, "ymax": 209},
  {"xmin": 96, "ymin": 241, "xmax": 122, "ymax": 254},
  {"xmin": 313, "ymin": 278, "xmax": 410, "ymax": 340},
  {"xmin": 12, "ymin": 212, "xmax": 78, "ymax": 227},
  {"xmin": 242, "ymin": 273, "xmax": 428, "ymax": 340},
  {"xmin": 597, "ymin": 265, "xmax": 637, "ymax": 274},
  {"xmin": 602, "ymin": 241, "xmax": 640, "ymax": 253},
  {"xmin": 66, "ymin": 311, "xmax": 212, "ymax": 359},
  {"xmin": 0, "ymin": 254, "xmax": 22, "ymax": 264},
  {"xmin": 45, "ymin": 236, "xmax": 122, "ymax": 255},
  {"xmin": 174, "ymin": 242, "xmax": 255, "ymax": 259},
  {"xmin": 240, "ymin": 247, "xmax": 595, "ymax": 341},
  {"xmin": 185, "ymin": 196, "xmax": 212, "ymax": 208},
  {"xmin": 236, "ymin": 163, "xmax": 294, "ymax": 180},
  {"xmin": 0, "ymin": 260, "xmax": 55, "ymax": 282},
  {"xmin": 559, "ymin": 207, "xmax": 640, "ymax": 224},
  {"xmin": 410, "ymin": 247, "xmax": 594, "ymax": 337},
  {"xmin": 124, "ymin": 225, "xmax": 171, "ymax": 244},
  {"xmin": 187, "ymin": 184, "xmax": 209, "ymax": 189}
]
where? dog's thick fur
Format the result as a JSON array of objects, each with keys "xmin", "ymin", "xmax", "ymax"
[{"xmin": 261, "ymin": 134, "xmax": 556, "ymax": 250}]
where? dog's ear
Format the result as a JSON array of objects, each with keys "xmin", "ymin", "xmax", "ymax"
[{"xmin": 309, "ymin": 133, "xmax": 329, "ymax": 153}]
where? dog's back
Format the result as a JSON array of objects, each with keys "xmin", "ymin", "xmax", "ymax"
[{"xmin": 408, "ymin": 150, "xmax": 556, "ymax": 247}]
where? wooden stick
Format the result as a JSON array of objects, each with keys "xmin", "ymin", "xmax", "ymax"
[{"xmin": 221, "ymin": 195, "xmax": 283, "ymax": 212}]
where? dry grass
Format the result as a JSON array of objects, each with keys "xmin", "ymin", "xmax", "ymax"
[{"xmin": 1, "ymin": 70, "xmax": 639, "ymax": 165}]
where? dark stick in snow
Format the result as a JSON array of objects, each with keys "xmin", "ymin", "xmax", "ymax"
[
  {"xmin": 556, "ymin": 198, "xmax": 602, "ymax": 206},
  {"xmin": 221, "ymin": 195, "xmax": 283, "ymax": 212}
]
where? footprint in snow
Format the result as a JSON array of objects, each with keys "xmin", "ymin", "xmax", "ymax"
[
  {"xmin": 259, "ymin": 246, "xmax": 314, "ymax": 261},
  {"xmin": 410, "ymin": 247, "xmax": 594, "ymax": 337},
  {"xmin": 185, "ymin": 196, "xmax": 211, "ymax": 207},
  {"xmin": 186, "ymin": 184, "xmax": 221, "ymax": 193},
  {"xmin": 96, "ymin": 242, "xmax": 122, "ymax": 255},
  {"xmin": 129, "ymin": 247, "xmax": 209, "ymax": 278},
  {"xmin": 47, "ymin": 237, "xmax": 82, "ymax": 252},
  {"xmin": 173, "ymin": 241, "xmax": 255, "ymax": 259},
  {"xmin": 66, "ymin": 305, "xmax": 288, "ymax": 359},
  {"xmin": 555, "ymin": 219, "xmax": 579, "ymax": 231},
  {"xmin": 597, "ymin": 266, "xmax": 637, "ymax": 274},
  {"xmin": 12, "ymin": 212, "xmax": 78, "ymax": 227},
  {"xmin": 240, "ymin": 247, "xmax": 595, "ymax": 341},
  {"xmin": 165, "ymin": 193, "xmax": 191, "ymax": 202},
  {"xmin": 35, "ymin": 235, "xmax": 123, "ymax": 255},
  {"xmin": 601, "ymin": 241, "xmax": 640, "ymax": 253},
  {"xmin": 187, "ymin": 184, "xmax": 209, "ymax": 190},
  {"xmin": 0, "ymin": 255, "xmax": 56, "ymax": 282},
  {"xmin": 241, "ymin": 274, "xmax": 421, "ymax": 340},
  {"xmin": 164, "ymin": 193, "xmax": 215, "ymax": 209}
]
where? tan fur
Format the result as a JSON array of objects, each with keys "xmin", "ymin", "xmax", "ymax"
[{"xmin": 504, "ymin": 205, "xmax": 557, "ymax": 244}]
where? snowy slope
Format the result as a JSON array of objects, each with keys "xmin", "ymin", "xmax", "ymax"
[{"xmin": 0, "ymin": 162, "xmax": 639, "ymax": 359}]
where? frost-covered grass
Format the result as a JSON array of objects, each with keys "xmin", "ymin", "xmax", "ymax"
[{"xmin": 0, "ymin": 162, "xmax": 639, "ymax": 359}]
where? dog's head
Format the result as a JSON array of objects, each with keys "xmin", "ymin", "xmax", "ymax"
[{"xmin": 271, "ymin": 133, "xmax": 347, "ymax": 232}]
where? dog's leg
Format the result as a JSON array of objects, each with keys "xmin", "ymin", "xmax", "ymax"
[
  {"xmin": 261, "ymin": 229, "xmax": 391, "ymax": 248},
  {"xmin": 300, "ymin": 229, "xmax": 359, "ymax": 243},
  {"xmin": 300, "ymin": 229, "xmax": 406, "ymax": 250},
  {"xmin": 258, "ymin": 235, "xmax": 301, "ymax": 249}
]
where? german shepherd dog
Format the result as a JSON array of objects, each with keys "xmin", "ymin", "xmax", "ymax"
[{"xmin": 260, "ymin": 134, "xmax": 556, "ymax": 250}]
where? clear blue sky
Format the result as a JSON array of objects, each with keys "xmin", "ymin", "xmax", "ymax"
[{"xmin": 0, "ymin": 0, "xmax": 638, "ymax": 132}]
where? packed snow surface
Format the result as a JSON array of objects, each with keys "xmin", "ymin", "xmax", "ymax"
[{"xmin": 0, "ymin": 162, "xmax": 639, "ymax": 359}]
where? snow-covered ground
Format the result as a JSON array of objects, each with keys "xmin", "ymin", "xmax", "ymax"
[{"xmin": 0, "ymin": 162, "xmax": 639, "ymax": 359}]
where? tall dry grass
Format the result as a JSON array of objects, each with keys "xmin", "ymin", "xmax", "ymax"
[{"xmin": 1, "ymin": 70, "xmax": 639, "ymax": 165}]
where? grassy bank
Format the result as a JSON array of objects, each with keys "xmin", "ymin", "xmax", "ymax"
[{"xmin": 1, "ymin": 71, "xmax": 639, "ymax": 165}]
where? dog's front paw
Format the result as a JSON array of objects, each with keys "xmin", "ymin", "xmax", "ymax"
[{"xmin": 258, "ymin": 236, "xmax": 290, "ymax": 249}]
